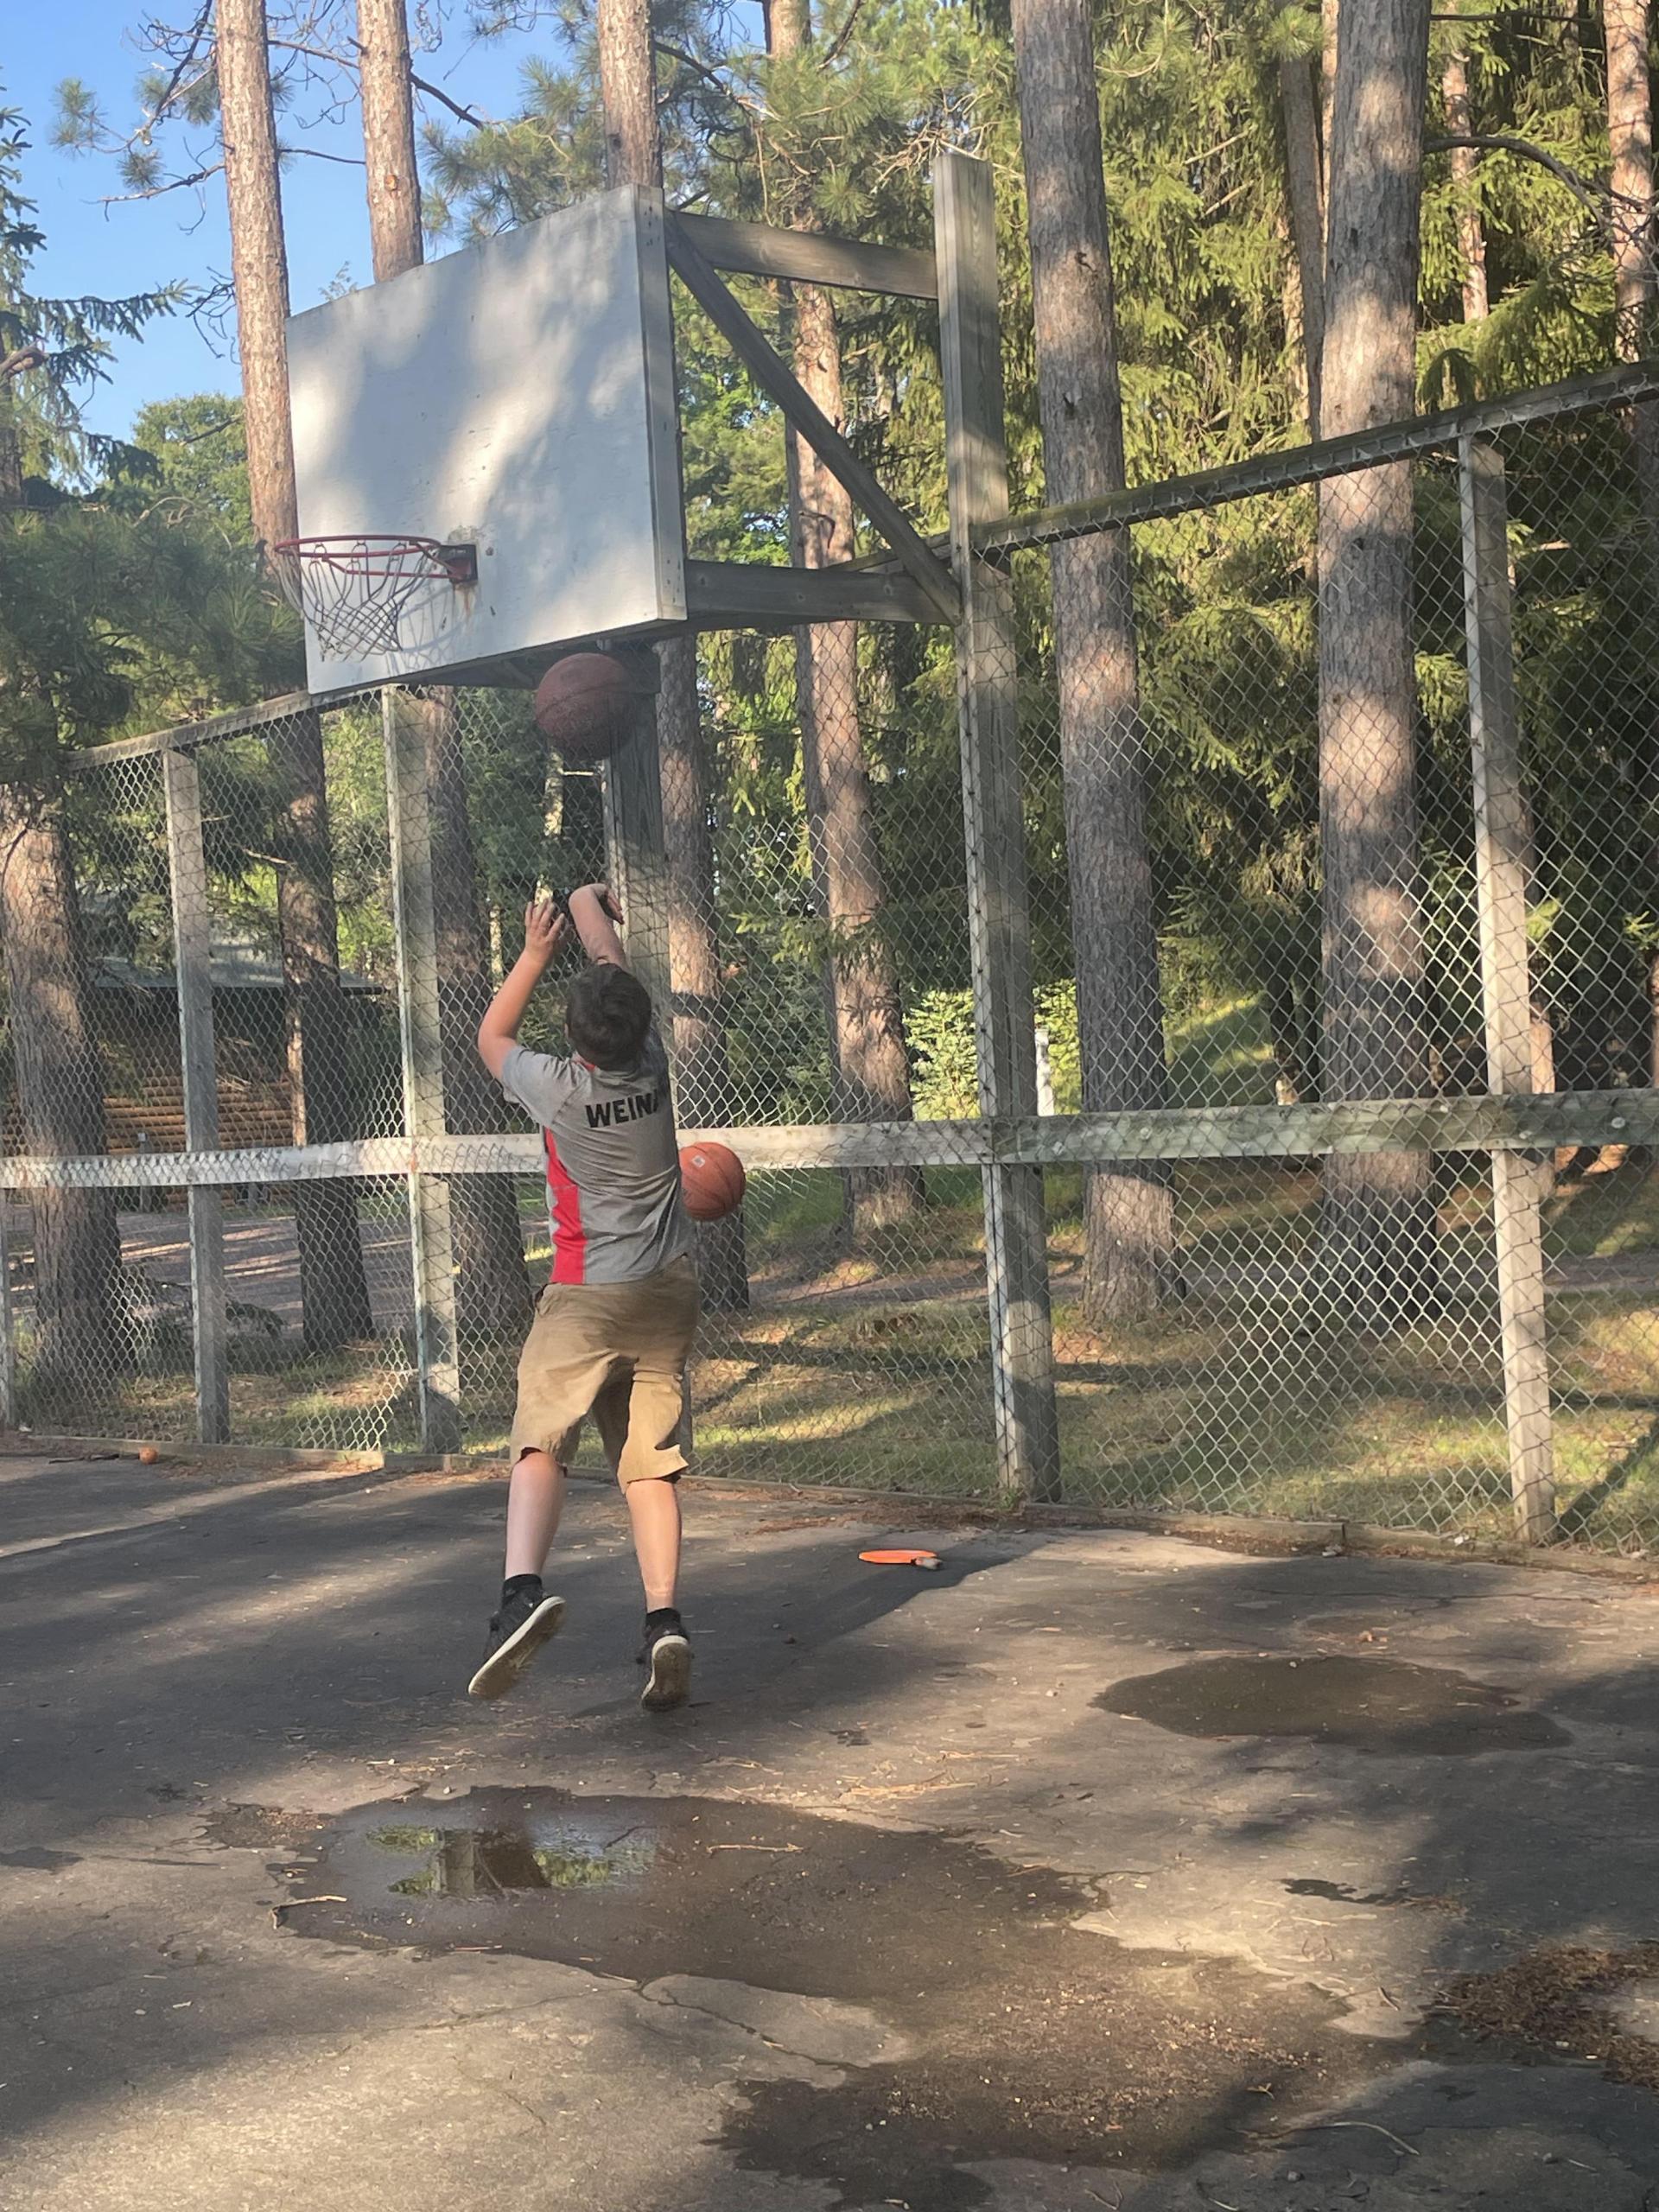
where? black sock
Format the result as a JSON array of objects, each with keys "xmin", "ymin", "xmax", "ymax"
[
  {"xmin": 503, "ymin": 1573, "xmax": 543, "ymax": 1609},
  {"xmin": 644, "ymin": 1605, "xmax": 682, "ymax": 1631}
]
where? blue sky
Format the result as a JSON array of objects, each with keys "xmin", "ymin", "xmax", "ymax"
[{"xmin": 6, "ymin": 3, "xmax": 564, "ymax": 443}]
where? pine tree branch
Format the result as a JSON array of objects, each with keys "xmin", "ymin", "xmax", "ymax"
[
  {"xmin": 280, "ymin": 145, "xmax": 366, "ymax": 167},
  {"xmin": 654, "ymin": 41, "xmax": 735, "ymax": 98},
  {"xmin": 143, "ymin": 0, "xmax": 216, "ymax": 132},
  {"xmin": 409, "ymin": 71, "xmax": 493, "ymax": 131},
  {"xmin": 1424, "ymin": 130, "xmax": 1612, "ymax": 220},
  {"xmin": 100, "ymin": 162, "xmax": 223, "ymax": 206},
  {"xmin": 819, "ymin": 0, "xmax": 873, "ymax": 68},
  {"xmin": 1426, "ymin": 129, "xmax": 1659, "ymax": 275},
  {"xmin": 268, "ymin": 35, "xmax": 494, "ymax": 132}
]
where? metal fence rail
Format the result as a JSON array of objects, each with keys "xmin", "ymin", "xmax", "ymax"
[{"xmin": 4, "ymin": 359, "xmax": 1659, "ymax": 1555}]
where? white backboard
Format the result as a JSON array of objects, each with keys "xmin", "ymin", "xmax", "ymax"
[{"xmin": 286, "ymin": 187, "xmax": 686, "ymax": 691}]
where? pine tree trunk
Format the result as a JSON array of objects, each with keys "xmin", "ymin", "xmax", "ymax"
[
  {"xmin": 1607, "ymin": 0, "xmax": 1659, "ymax": 582},
  {"xmin": 356, "ymin": 0, "xmax": 533, "ymax": 1339},
  {"xmin": 657, "ymin": 638, "xmax": 749, "ymax": 1307},
  {"xmin": 400, "ymin": 702, "xmax": 532, "ymax": 1343},
  {"xmin": 1440, "ymin": 43, "xmax": 1490, "ymax": 321},
  {"xmin": 1317, "ymin": 0, "xmax": 1437, "ymax": 1317},
  {"xmin": 1266, "ymin": 972, "xmax": 1319, "ymax": 1105},
  {"xmin": 219, "ymin": 0, "xmax": 374, "ymax": 1350},
  {"xmin": 767, "ymin": 0, "xmax": 920, "ymax": 1240},
  {"xmin": 1608, "ymin": 0, "xmax": 1656, "ymax": 367},
  {"xmin": 597, "ymin": 0, "xmax": 751, "ymax": 1299},
  {"xmin": 595, "ymin": 0, "xmax": 660, "ymax": 193},
  {"xmin": 1440, "ymin": 31, "xmax": 1557, "ymax": 1163},
  {"xmin": 1603, "ymin": 1, "xmax": 1659, "ymax": 1089},
  {"xmin": 1009, "ymin": 0, "xmax": 1175, "ymax": 1325},
  {"xmin": 789, "ymin": 282, "xmax": 923, "ymax": 1236},
  {"xmin": 0, "ymin": 790, "xmax": 126, "ymax": 1392},
  {"xmin": 356, "ymin": 0, "xmax": 423, "ymax": 280},
  {"xmin": 1280, "ymin": 52, "xmax": 1326, "ymax": 434},
  {"xmin": 268, "ymin": 712, "xmax": 377, "ymax": 1347},
  {"xmin": 408, "ymin": 690, "xmax": 534, "ymax": 1338}
]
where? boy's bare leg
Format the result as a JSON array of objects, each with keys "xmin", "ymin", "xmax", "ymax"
[
  {"xmin": 467, "ymin": 1449, "xmax": 568, "ymax": 1700},
  {"xmin": 505, "ymin": 1448, "xmax": 565, "ymax": 1579},
  {"xmin": 625, "ymin": 1475, "xmax": 681, "ymax": 1611},
  {"xmin": 629, "ymin": 1477, "xmax": 691, "ymax": 1710}
]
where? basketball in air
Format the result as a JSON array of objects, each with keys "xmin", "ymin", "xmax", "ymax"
[
  {"xmin": 533, "ymin": 652, "xmax": 640, "ymax": 762},
  {"xmin": 679, "ymin": 1141, "xmax": 747, "ymax": 1222}
]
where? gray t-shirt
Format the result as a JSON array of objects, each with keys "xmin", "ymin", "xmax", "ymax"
[{"xmin": 499, "ymin": 1031, "xmax": 694, "ymax": 1286}]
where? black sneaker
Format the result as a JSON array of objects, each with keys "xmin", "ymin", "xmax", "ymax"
[
  {"xmin": 467, "ymin": 1587, "xmax": 565, "ymax": 1700},
  {"xmin": 637, "ymin": 1613, "xmax": 692, "ymax": 1712}
]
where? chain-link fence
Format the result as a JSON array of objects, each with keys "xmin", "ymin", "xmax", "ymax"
[{"xmin": 6, "ymin": 365, "xmax": 1659, "ymax": 1554}]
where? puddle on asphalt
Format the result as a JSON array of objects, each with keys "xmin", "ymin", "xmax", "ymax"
[
  {"xmin": 270, "ymin": 1787, "xmax": 1391, "ymax": 2204},
  {"xmin": 274, "ymin": 1788, "xmax": 1085, "ymax": 1999},
  {"xmin": 1096, "ymin": 1654, "xmax": 1568, "ymax": 1755},
  {"xmin": 1283, "ymin": 1876, "xmax": 1450, "ymax": 1910},
  {"xmin": 369, "ymin": 1816, "xmax": 657, "ymax": 1897}
]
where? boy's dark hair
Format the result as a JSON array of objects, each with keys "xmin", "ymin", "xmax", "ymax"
[{"xmin": 566, "ymin": 963, "xmax": 653, "ymax": 1070}]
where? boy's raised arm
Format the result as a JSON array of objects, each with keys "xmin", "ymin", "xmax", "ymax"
[
  {"xmin": 477, "ymin": 897, "xmax": 569, "ymax": 1080},
  {"xmin": 569, "ymin": 882, "xmax": 627, "ymax": 969}
]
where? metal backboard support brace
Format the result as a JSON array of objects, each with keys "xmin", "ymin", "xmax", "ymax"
[{"xmin": 664, "ymin": 213, "xmax": 961, "ymax": 628}]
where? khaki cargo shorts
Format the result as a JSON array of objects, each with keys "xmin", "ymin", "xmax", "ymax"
[{"xmin": 510, "ymin": 1253, "xmax": 699, "ymax": 1485}]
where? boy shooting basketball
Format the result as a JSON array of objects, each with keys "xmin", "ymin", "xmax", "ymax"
[{"xmin": 469, "ymin": 882, "xmax": 697, "ymax": 1711}]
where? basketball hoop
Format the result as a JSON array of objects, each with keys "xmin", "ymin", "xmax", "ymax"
[{"xmin": 267, "ymin": 535, "xmax": 478, "ymax": 660}]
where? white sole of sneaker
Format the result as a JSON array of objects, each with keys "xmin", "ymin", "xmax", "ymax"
[
  {"xmin": 641, "ymin": 1632, "xmax": 692, "ymax": 1712},
  {"xmin": 467, "ymin": 1594, "xmax": 566, "ymax": 1700}
]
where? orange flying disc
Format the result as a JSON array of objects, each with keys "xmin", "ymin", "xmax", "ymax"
[{"xmin": 859, "ymin": 1548, "xmax": 942, "ymax": 1569}]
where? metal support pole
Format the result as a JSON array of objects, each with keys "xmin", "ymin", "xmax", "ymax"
[
  {"xmin": 383, "ymin": 689, "xmax": 463, "ymax": 1453},
  {"xmin": 936, "ymin": 149, "xmax": 1062, "ymax": 1503},
  {"xmin": 0, "ymin": 1172, "xmax": 16, "ymax": 1429},
  {"xmin": 1459, "ymin": 433, "xmax": 1555, "ymax": 1543},
  {"xmin": 162, "ymin": 745, "xmax": 230, "ymax": 1443}
]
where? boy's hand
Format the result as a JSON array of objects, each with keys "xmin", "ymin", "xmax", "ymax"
[
  {"xmin": 576, "ymin": 881, "xmax": 624, "ymax": 925},
  {"xmin": 568, "ymin": 881, "xmax": 628, "ymax": 969},
  {"xmin": 523, "ymin": 897, "xmax": 570, "ymax": 967}
]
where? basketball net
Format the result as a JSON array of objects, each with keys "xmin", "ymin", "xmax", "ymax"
[{"xmin": 268, "ymin": 537, "xmax": 474, "ymax": 661}]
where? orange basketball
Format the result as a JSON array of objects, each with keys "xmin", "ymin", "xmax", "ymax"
[
  {"xmin": 680, "ymin": 1141, "xmax": 746, "ymax": 1222},
  {"xmin": 533, "ymin": 652, "xmax": 640, "ymax": 761}
]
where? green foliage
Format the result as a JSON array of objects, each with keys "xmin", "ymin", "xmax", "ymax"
[
  {"xmin": 0, "ymin": 501, "xmax": 300, "ymax": 785},
  {"xmin": 1, "ymin": 93, "xmax": 179, "ymax": 489},
  {"xmin": 124, "ymin": 392, "xmax": 251, "ymax": 537},
  {"xmin": 910, "ymin": 982, "xmax": 1082, "ymax": 1119}
]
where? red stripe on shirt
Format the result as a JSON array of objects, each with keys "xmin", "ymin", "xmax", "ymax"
[{"xmin": 543, "ymin": 1129, "xmax": 588, "ymax": 1285}]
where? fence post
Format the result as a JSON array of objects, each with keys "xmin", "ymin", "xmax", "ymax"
[
  {"xmin": 0, "ymin": 1173, "xmax": 15, "ymax": 1430},
  {"xmin": 162, "ymin": 745, "xmax": 231, "ymax": 1444},
  {"xmin": 383, "ymin": 689, "xmax": 464, "ymax": 1454},
  {"xmin": 1459, "ymin": 432, "xmax": 1555, "ymax": 1543},
  {"xmin": 936, "ymin": 149, "xmax": 1062, "ymax": 1504}
]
